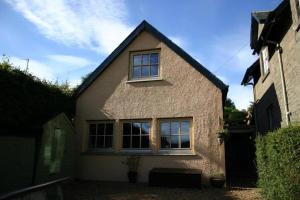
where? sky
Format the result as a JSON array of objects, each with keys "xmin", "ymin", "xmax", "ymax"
[{"xmin": 0, "ymin": 0, "xmax": 282, "ymax": 110}]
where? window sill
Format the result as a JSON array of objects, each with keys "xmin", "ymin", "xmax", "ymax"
[
  {"xmin": 81, "ymin": 149, "xmax": 197, "ymax": 156},
  {"xmin": 158, "ymin": 149, "xmax": 195, "ymax": 155},
  {"xmin": 126, "ymin": 77, "xmax": 163, "ymax": 83}
]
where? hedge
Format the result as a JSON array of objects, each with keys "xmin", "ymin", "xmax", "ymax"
[{"xmin": 256, "ymin": 126, "xmax": 300, "ymax": 200}]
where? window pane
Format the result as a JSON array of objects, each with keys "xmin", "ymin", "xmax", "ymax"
[
  {"xmin": 105, "ymin": 123, "xmax": 113, "ymax": 135},
  {"xmin": 133, "ymin": 55, "xmax": 141, "ymax": 66},
  {"xmin": 97, "ymin": 124, "xmax": 105, "ymax": 135},
  {"xmin": 89, "ymin": 124, "xmax": 96, "ymax": 135},
  {"xmin": 171, "ymin": 136, "xmax": 179, "ymax": 148},
  {"xmin": 160, "ymin": 122, "xmax": 170, "ymax": 136},
  {"xmin": 142, "ymin": 54, "xmax": 149, "ymax": 65},
  {"xmin": 133, "ymin": 66, "xmax": 141, "ymax": 78},
  {"xmin": 181, "ymin": 121, "xmax": 190, "ymax": 135},
  {"xmin": 171, "ymin": 122, "xmax": 180, "ymax": 135},
  {"xmin": 132, "ymin": 136, "xmax": 140, "ymax": 148},
  {"xmin": 150, "ymin": 65, "xmax": 159, "ymax": 76},
  {"xmin": 150, "ymin": 53, "xmax": 159, "ymax": 64},
  {"xmin": 141, "ymin": 136, "xmax": 149, "ymax": 148},
  {"xmin": 141, "ymin": 66, "xmax": 150, "ymax": 77},
  {"xmin": 96, "ymin": 136, "xmax": 104, "ymax": 148},
  {"xmin": 123, "ymin": 136, "xmax": 130, "ymax": 148},
  {"xmin": 123, "ymin": 123, "xmax": 131, "ymax": 135},
  {"xmin": 89, "ymin": 136, "xmax": 96, "ymax": 148},
  {"xmin": 105, "ymin": 136, "xmax": 113, "ymax": 148},
  {"xmin": 141, "ymin": 122, "xmax": 150, "ymax": 135},
  {"xmin": 132, "ymin": 123, "xmax": 140, "ymax": 135},
  {"xmin": 181, "ymin": 135, "xmax": 190, "ymax": 148},
  {"xmin": 161, "ymin": 136, "xmax": 171, "ymax": 148}
]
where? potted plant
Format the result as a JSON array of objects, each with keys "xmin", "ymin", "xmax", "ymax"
[
  {"xmin": 123, "ymin": 156, "xmax": 140, "ymax": 183},
  {"xmin": 210, "ymin": 173, "xmax": 225, "ymax": 188},
  {"xmin": 216, "ymin": 129, "xmax": 229, "ymax": 144}
]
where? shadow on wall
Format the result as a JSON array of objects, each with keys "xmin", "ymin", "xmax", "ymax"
[{"xmin": 255, "ymin": 83, "xmax": 282, "ymax": 133}]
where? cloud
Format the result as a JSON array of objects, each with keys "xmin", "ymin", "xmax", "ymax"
[
  {"xmin": 9, "ymin": 54, "xmax": 91, "ymax": 87},
  {"xmin": 169, "ymin": 36, "xmax": 187, "ymax": 48},
  {"xmin": 47, "ymin": 54, "xmax": 91, "ymax": 67},
  {"xmin": 228, "ymin": 84, "xmax": 253, "ymax": 110},
  {"xmin": 6, "ymin": 0, "xmax": 133, "ymax": 54}
]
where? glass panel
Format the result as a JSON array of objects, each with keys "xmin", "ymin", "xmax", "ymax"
[
  {"xmin": 181, "ymin": 121, "xmax": 190, "ymax": 135},
  {"xmin": 96, "ymin": 136, "xmax": 104, "ymax": 148},
  {"xmin": 133, "ymin": 55, "xmax": 141, "ymax": 66},
  {"xmin": 132, "ymin": 123, "xmax": 140, "ymax": 135},
  {"xmin": 150, "ymin": 65, "xmax": 159, "ymax": 76},
  {"xmin": 171, "ymin": 136, "xmax": 179, "ymax": 148},
  {"xmin": 97, "ymin": 124, "xmax": 105, "ymax": 135},
  {"xmin": 181, "ymin": 135, "xmax": 190, "ymax": 148},
  {"xmin": 105, "ymin": 136, "xmax": 113, "ymax": 148},
  {"xmin": 171, "ymin": 122, "xmax": 180, "ymax": 135},
  {"xmin": 123, "ymin": 136, "xmax": 130, "ymax": 148},
  {"xmin": 132, "ymin": 136, "xmax": 140, "ymax": 148},
  {"xmin": 132, "ymin": 66, "xmax": 141, "ymax": 78},
  {"xmin": 150, "ymin": 53, "xmax": 159, "ymax": 64},
  {"xmin": 141, "ymin": 122, "xmax": 150, "ymax": 135},
  {"xmin": 89, "ymin": 124, "xmax": 96, "ymax": 135},
  {"xmin": 89, "ymin": 136, "xmax": 96, "ymax": 148},
  {"xmin": 141, "ymin": 66, "xmax": 150, "ymax": 77},
  {"xmin": 161, "ymin": 136, "xmax": 171, "ymax": 148},
  {"xmin": 141, "ymin": 136, "xmax": 149, "ymax": 148},
  {"xmin": 142, "ymin": 54, "xmax": 149, "ymax": 65},
  {"xmin": 105, "ymin": 123, "xmax": 113, "ymax": 135},
  {"xmin": 123, "ymin": 123, "xmax": 131, "ymax": 135},
  {"xmin": 160, "ymin": 122, "xmax": 170, "ymax": 136}
]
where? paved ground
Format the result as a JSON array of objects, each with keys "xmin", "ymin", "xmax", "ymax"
[{"xmin": 62, "ymin": 181, "xmax": 261, "ymax": 200}]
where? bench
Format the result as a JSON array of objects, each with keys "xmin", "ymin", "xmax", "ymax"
[{"xmin": 149, "ymin": 168, "xmax": 201, "ymax": 188}]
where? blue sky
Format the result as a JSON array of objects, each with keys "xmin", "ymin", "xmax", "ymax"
[{"xmin": 0, "ymin": 0, "xmax": 282, "ymax": 109}]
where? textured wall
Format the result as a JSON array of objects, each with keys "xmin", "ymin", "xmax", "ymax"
[
  {"xmin": 253, "ymin": 4, "xmax": 300, "ymax": 132},
  {"xmin": 75, "ymin": 31, "xmax": 225, "ymax": 184}
]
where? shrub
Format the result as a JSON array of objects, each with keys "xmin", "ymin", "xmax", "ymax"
[{"xmin": 256, "ymin": 126, "xmax": 300, "ymax": 200}]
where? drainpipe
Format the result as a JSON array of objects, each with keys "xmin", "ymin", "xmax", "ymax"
[
  {"xmin": 276, "ymin": 43, "xmax": 291, "ymax": 125},
  {"xmin": 267, "ymin": 40, "xmax": 291, "ymax": 125}
]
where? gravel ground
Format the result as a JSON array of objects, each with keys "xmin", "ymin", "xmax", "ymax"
[{"xmin": 62, "ymin": 181, "xmax": 262, "ymax": 200}]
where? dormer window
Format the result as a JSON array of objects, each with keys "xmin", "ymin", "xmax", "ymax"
[
  {"xmin": 130, "ymin": 51, "xmax": 160, "ymax": 80},
  {"xmin": 261, "ymin": 46, "xmax": 269, "ymax": 75}
]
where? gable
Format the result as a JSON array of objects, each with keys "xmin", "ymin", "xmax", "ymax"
[{"xmin": 74, "ymin": 20, "xmax": 228, "ymax": 98}]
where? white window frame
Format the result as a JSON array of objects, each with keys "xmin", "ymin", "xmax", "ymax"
[
  {"xmin": 129, "ymin": 50, "xmax": 160, "ymax": 80},
  {"xmin": 87, "ymin": 121, "xmax": 114, "ymax": 150},
  {"xmin": 158, "ymin": 119, "xmax": 192, "ymax": 150},
  {"xmin": 121, "ymin": 120, "xmax": 151, "ymax": 150},
  {"xmin": 261, "ymin": 46, "xmax": 269, "ymax": 76}
]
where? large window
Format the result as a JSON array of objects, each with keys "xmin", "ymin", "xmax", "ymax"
[
  {"xmin": 122, "ymin": 121, "xmax": 150, "ymax": 149},
  {"xmin": 261, "ymin": 46, "xmax": 269, "ymax": 75},
  {"xmin": 160, "ymin": 120, "xmax": 191, "ymax": 149},
  {"xmin": 131, "ymin": 52, "xmax": 159, "ymax": 79},
  {"xmin": 88, "ymin": 122, "xmax": 113, "ymax": 149}
]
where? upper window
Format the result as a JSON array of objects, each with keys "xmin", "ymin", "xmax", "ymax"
[
  {"xmin": 297, "ymin": 0, "xmax": 300, "ymax": 16},
  {"xmin": 88, "ymin": 122, "xmax": 113, "ymax": 149},
  {"xmin": 131, "ymin": 52, "xmax": 159, "ymax": 79},
  {"xmin": 122, "ymin": 121, "xmax": 150, "ymax": 149},
  {"xmin": 261, "ymin": 46, "xmax": 269, "ymax": 76},
  {"xmin": 159, "ymin": 120, "xmax": 191, "ymax": 149}
]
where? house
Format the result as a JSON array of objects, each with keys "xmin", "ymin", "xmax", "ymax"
[
  {"xmin": 74, "ymin": 20, "xmax": 228, "ymax": 184},
  {"xmin": 241, "ymin": 0, "xmax": 300, "ymax": 133}
]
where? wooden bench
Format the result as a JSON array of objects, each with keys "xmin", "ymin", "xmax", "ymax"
[{"xmin": 149, "ymin": 168, "xmax": 201, "ymax": 188}]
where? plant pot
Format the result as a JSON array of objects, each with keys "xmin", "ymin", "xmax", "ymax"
[
  {"xmin": 210, "ymin": 177, "xmax": 225, "ymax": 188},
  {"xmin": 127, "ymin": 171, "xmax": 138, "ymax": 183}
]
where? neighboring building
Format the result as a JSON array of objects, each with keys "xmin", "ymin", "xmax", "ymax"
[
  {"xmin": 0, "ymin": 113, "xmax": 76, "ymax": 193},
  {"xmin": 242, "ymin": 0, "xmax": 300, "ymax": 133},
  {"xmin": 74, "ymin": 20, "xmax": 228, "ymax": 184}
]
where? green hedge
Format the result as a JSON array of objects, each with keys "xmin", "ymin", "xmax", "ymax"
[{"xmin": 256, "ymin": 126, "xmax": 300, "ymax": 200}]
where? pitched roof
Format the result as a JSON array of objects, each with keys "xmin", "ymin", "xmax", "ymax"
[
  {"xmin": 74, "ymin": 20, "xmax": 228, "ymax": 97},
  {"xmin": 241, "ymin": 59, "xmax": 260, "ymax": 85}
]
